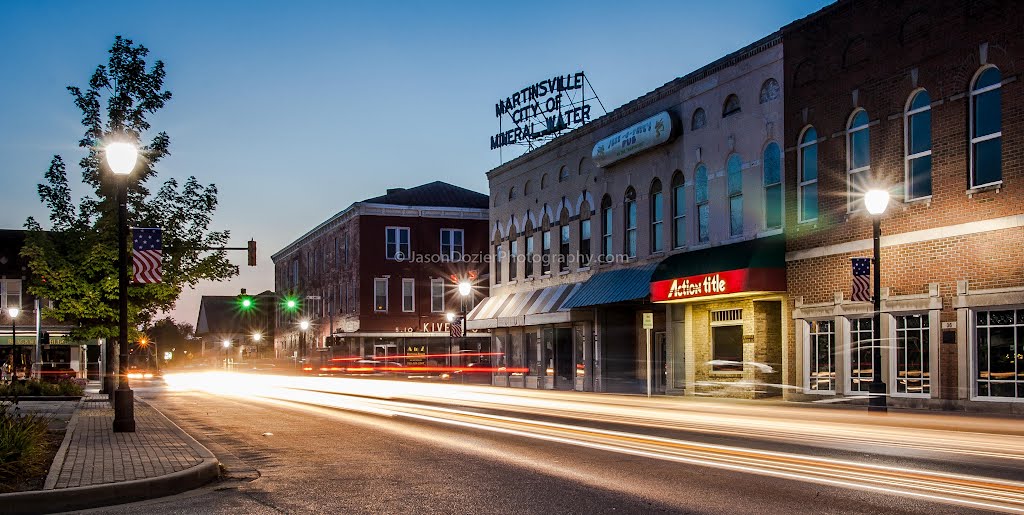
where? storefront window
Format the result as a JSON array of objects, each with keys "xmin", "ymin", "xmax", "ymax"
[
  {"xmin": 712, "ymin": 325, "xmax": 743, "ymax": 372},
  {"xmin": 895, "ymin": 314, "xmax": 930, "ymax": 395},
  {"xmin": 808, "ymin": 320, "xmax": 835, "ymax": 391},
  {"xmin": 976, "ymin": 309, "xmax": 1022, "ymax": 398},
  {"xmin": 849, "ymin": 318, "xmax": 875, "ymax": 393}
]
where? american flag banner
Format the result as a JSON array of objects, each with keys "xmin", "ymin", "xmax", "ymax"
[
  {"xmin": 851, "ymin": 257, "xmax": 871, "ymax": 302},
  {"xmin": 132, "ymin": 228, "xmax": 163, "ymax": 284},
  {"xmin": 449, "ymin": 317, "xmax": 463, "ymax": 338}
]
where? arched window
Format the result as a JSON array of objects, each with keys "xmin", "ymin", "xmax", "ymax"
[
  {"xmin": 541, "ymin": 173, "xmax": 549, "ymax": 189},
  {"xmin": 601, "ymin": 195, "xmax": 613, "ymax": 261},
  {"xmin": 847, "ymin": 110, "xmax": 870, "ymax": 211},
  {"xmin": 624, "ymin": 187, "xmax": 637, "ymax": 258},
  {"xmin": 905, "ymin": 90, "xmax": 932, "ymax": 200},
  {"xmin": 691, "ymin": 108, "xmax": 706, "ymax": 131},
  {"xmin": 763, "ymin": 142, "xmax": 783, "ymax": 229},
  {"xmin": 558, "ymin": 207, "xmax": 571, "ymax": 272},
  {"xmin": 559, "ymin": 166, "xmax": 569, "ymax": 182},
  {"xmin": 727, "ymin": 154, "xmax": 743, "ymax": 236},
  {"xmin": 695, "ymin": 164, "xmax": 710, "ymax": 243},
  {"xmin": 650, "ymin": 179, "xmax": 663, "ymax": 252},
  {"xmin": 524, "ymin": 180, "xmax": 532, "ymax": 195},
  {"xmin": 722, "ymin": 94, "xmax": 741, "ymax": 117},
  {"xmin": 508, "ymin": 187, "xmax": 516, "ymax": 201},
  {"xmin": 759, "ymin": 79, "xmax": 780, "ymax": 103},
  {"xmin": 541, "ymin": 212, "xmax": 551, "ymax": 274},
  {"xmin": 971, "ymin": 66, "xmax": 1002, "ymax": 187},
  {"xmin": 524, "ymin": 216, "xmax": 535, "ymax": 277},
  {"xmin": 671, "ymin": 171, "xmax": 686, "ymax": 249},
  {"xmin": 579, "ymin": 197, "xmax": 592, "ymax": 268},
  {"xmin": 798, "ymin": 127, "xmax": 818, "ymax": 222}
]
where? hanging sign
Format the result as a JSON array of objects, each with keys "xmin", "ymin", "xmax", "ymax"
[
  {"xmin": 650, "ymin": 268, "xmax": 786, "ymax": 302},
  {"xmin": 592, "ymin": 111, "xmax": 676, "ymax": 167}
]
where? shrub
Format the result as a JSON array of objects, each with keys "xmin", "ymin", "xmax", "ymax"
[
  {"xmin": 0, "ymin": 378, "xmax": 84, "ymax": 397},
  {"xmin": 0, "ymin": 403, "xmax": 50, "ymax": 490}
]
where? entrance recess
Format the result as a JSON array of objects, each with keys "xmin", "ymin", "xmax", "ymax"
[{"xmin": 554, "ymin": 328, "xmax": 573, "ymax": 390}]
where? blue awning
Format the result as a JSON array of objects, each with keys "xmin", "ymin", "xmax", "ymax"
[{"xmin": 561, "ymin": 263, "xmax": 659, "ymax": 309}]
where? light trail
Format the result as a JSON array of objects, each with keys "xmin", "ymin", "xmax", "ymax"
[{"xmin": 164, "ymin": 371, "xmax": 1024, "ymax": 512}]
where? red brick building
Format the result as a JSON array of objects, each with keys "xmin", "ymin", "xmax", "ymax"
[
  {"xmin": 271, "ymin": 182, "xmax": 489, "ymax": 369},
  {"xmin": 782, "ymin": 0, "xmax": 1024, "ymax": 410}
]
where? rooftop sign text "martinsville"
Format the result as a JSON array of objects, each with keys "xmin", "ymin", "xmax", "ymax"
[
  {"xmin": 491, "ymin": 72, "xmax": 592, "ymax": 150},
  {"xmin": 592, "ymin": 111, "xmax": 675, "ymax": 168}
]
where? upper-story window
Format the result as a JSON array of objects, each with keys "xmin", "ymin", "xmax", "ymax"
[
  {"xmin": 386, "ymin": 227, "xmax": 410, "ymax": 260},
  {"xmin": 695, "ymin": 164, "xmax": 709, "ymax": 243},
  {"xmin": 727, "ymin": 154, "xmax": 743, "ymax": 237},
  {"xmin": 1, "ymin": 279, "xmax": 21, "ymax": 311},
  {"xmin": 691, "ymin": 108, "xmax": 706, "ymax": 131},
  {"xmin": 759, "ymin": 78, "xmax": 780, "ymax": 103},
  {"xmin": 763, "ymin": 142, "xmax": 783, "ymax": 230},
  {"xmin": 722, "ymin": 94, "xmax": 741, "ymax": 117},
  {"xmin": 559, "ymin": 166, "xmax": 569, "ymax": 182},
  {"xmin": 334, "ymin": 237, "xmax": 339, "ymax": 269},
  {"xmin": 525, "ymin": 220, "xmax": 536, "ymax": 277},
  {"xmin": 650, "ymin": 179, "xmax": 663, "ymax": 252},
  {"xmin": 541, "ymin": 173, "xmax": 549, "ymax": 190},
  {"xmin": 971, "ymin": 66, "xmax": 1002, "ymax": 187},
  {"xmin": 579, "ymin": 204, "xmax": 592, "ymax": 268},
  {"xmin": 401, "ymin": 278, "xmax": 415, "ymax": 312},
  {"xmin": 558, "ymin": 209, "xmax": 570, "ymax": 272},
  {"xmin": 524, "ymin": 180, "xmax": 532, "ymax": 196},
  {"xmin": 373, "ymin": 278, "xmax": 388, "ymax": 312},
  {"xmin": 847, "ymin": 110, "xmax": 871, "ymax": 212},
  {"xmin": 494, "ymin": 243, "xmax": 503, "ymax": 285},
  {"xmin": 905, "ymin": 89, "xmax": 932, "ymax": 200},
  {"xmin": 798, "ymin": 127, "xmax": 819, "ymax": 222},
  {"xmin": 541, "ymin": 228, "xmax": 551, "ymax": 274},
  {"xmin": 440, "ymin": 228, "xmax": 464, "ymax": 261},
  {"xmin": 601, "ymin": 195, "xmax": 613, "ymax": 261},
  {"xmin": 509, "ymin": 238, "xmax": 519, "ymax": 280},
  {"xmin": 624, "ymin": 187, "xmax": 637, "ymax": 258},
  {"xmin": 671, "ymin": 171, "xmax": 686, "ymax": 249},
  {"xmin": 508, "ymin": 187, "xmax": 516, "ymax": 201},
  {"xmin": 430, "ymin": 278, "xmax": 444, "ymax": 312}
]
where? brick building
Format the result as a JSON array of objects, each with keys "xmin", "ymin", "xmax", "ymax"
[
  {"xmin": 473, "ymin": 35, "xmax": 788, "ymax": 395},
  {"xmin": 782, "ymin": 0, "xmax": 1024, "ymax": 409},
  {"xmin": 271, "ymin": 182, "xmax": 489, "ymax": 370}
]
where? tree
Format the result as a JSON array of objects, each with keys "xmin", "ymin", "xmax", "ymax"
[
  {"xmin": 144, "ymin": 317, "xmax": 198, "ymax": 366},
  {"xmin": 22, "ymin": 36, "xmax": 237, "ymax": 342}
]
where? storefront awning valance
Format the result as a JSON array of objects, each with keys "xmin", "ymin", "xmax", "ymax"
[
  {"xmin": 650, "ymin": 235, "xmax": 787, "ymax": 302},
  {"xmin": 560, "ymin": 263, "xmax": 659, "ymax": 309},
  {"xmin": 467, "ymin": 283, "xmax": 581, "ymax": 329}
]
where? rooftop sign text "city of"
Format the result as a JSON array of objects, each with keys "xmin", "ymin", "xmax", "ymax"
[
  {"xmin": 491, "ymin": 72, "xmax": 592, "ymax": 150},
  {"xmin": 592, "ymin": 111, "xmax": 676, "ymax": 168}
]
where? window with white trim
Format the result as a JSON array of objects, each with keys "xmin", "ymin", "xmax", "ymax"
[
  {"xmin": 763, "ymin": 142, "xmax": 782, "ymax": 229},
  {"xmin": 671, "ymin": 171, "xmax": 686, "ymax": 248},
  {"xmin": 847, "ymin": 110, "xmax": 870, "ymax": 212},
  {"xmin": 695, "ymin": 164, "xmax": 709, "ymax": 243},
  {"xmin": 373, "ymin": 278, "xmax": 388, "ymax": 312},
  {"xmin": 430, "ymin": 279, "xmax": 444, "ymax": 312},
  {"xmin": 509, "ymin": 239, "xmax": 519, "ymax": 279},
  {"xmin": 807, "ymin": 319, "xmax": 835, "ymax": 391},
  {"xmin": 385, "ymin": 227, "xmax": 410, "ymax": 260},
  {"xmin": 798, "ymin": 127, "xmax": 818, "ymax": 222},
  {"xmin": 601, "ymin": 196, "xmax": 613, "ymax": 261},
  {"xmin": 905, "ymin": 90, "xmax": 932, "ymax": 200},
  {"xmin": 727, "ymin": 154, "xmax": 743, "ymax": 236},
  {"xmin": 494, "ymin": 244, "xmax": 503, "ymax": 285},
  {"xmin": 541, "ymin": 230, "xmax": 551, "ymax": 274},
  {"xmin": 624, "ymin": 187, "xmax": 637, "ymax": 258},
  {"xmin": 970, "ymin": 66, "xmax": 1002, "ymax": 187},
  {"xmin": 849, "ymin": 317, "xmax": 876, "ymax": 393},
  {"xmin": 650, "ymin": 179, "xmax": 663, "ymax": 252},
  {"xmin": 440, "ymin": 228, "xmax": 464, "ymax": 261},
  {"xmin": 1, "ymin": 279, "xmax": 21, "ymax": 311},
  {"xmin": 401, "ymin": 278, "xmax": 414, "ymax": 312},
  {"xmin": 975, "ymin": 309, "xmax": 1022, "ymax": 399},
  {"xmin": 895, "ymin": 314, "xmax": 930, "ymax": 395}
]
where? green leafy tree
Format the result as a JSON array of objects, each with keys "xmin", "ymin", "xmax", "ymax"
[{"xmin": 22, "ymin": 36, "xmax": 237, "ymax": 342}]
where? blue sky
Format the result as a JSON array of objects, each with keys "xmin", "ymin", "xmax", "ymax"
[{"xmin": 0, "ymin": 0, "xmax": 831, "ymax": 325}]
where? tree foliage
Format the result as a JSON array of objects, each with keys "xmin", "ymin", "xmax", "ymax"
[{"xmin": 22, "ymin": 36, "xmax": 237, "ymax": 341}]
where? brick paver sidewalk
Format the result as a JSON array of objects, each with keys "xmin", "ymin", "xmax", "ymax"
[{"xmin": 47, "ymin": 394, "xmax": 210, "ymax": 489}]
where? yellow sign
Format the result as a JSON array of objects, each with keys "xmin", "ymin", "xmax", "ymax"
[{"xmin": 642, "ymin": 312, "xmax": 654, "ymax": 330}]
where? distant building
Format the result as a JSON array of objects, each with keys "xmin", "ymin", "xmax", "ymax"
[
  {"xmin": 195, "ymin": 290, "xmax": 277, "ymax": 363},
  {"xmin": 271, "ymin": 181, "xmax": 490, "ymax": 370},
  {"xmin": 0, "ymin": 229, "xmax": 92, "ymax": 379}
]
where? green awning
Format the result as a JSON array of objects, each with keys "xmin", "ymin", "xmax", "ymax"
[
  {"xmin": 651, "ymin": 235, "xmax": 786, "ymax": 282},
  {"xmin": 562, "ymin": 263, "xmax": 659, "ymax": 309}
]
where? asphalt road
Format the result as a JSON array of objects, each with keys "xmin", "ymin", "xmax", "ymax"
[{"xmin": 77, "ymin": 376, "xmax": 1019, "ymax": 515}]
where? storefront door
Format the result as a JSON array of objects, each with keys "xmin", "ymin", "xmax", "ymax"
[
  {"xmin": 554, "ymin": 328, "xmax": 572, "ymax": 390},
  {"xmin": 653, "ymin": 331, "xmax": 667, "ymax": 393}
]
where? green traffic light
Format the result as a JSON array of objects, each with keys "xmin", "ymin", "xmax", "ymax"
[
  {"xmin": 241, "ymin": 298, "xmax": 253, "ymax": 309},
  {"xmin": 284, "ymin": 297, "xmax": 298, "ymax": 311}
]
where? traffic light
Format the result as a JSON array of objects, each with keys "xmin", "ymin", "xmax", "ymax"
[
  {"xmin": 283, "ymin": 296, "xmax": 299, "ymax": 312},
  {"xmin": 238, "ymin": 288, "xmax": 255, "ymax": 311},
  {"xmin": 247, "ymin": 240, "xmax": 257, "ymax": 267}
]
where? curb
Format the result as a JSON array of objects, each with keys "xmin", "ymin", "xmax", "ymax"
[
  {"xmin": 0, "ymin": 398, "xmax": 221, "ymax": 514},
  {"xmin": 42, "ymin": 397, "xmax": 84, "ymax": 490}
]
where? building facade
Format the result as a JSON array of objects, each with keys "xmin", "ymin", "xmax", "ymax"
[
  {"xmin": 473, "ymin": 35, "xmax": 788, "ymax": 396},
  {"xmin": 782, "ymin": 0, "xmax": 1024, "ymax": 410},
  {"xmin": 271, "ymin": 182, "xmax": 490, "ymax": 371},
  {"xmin": 195, "ymin": 290, "xmax": 277, "ymax": 365}
]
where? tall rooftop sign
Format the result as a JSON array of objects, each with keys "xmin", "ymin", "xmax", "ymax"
[{"xmin": 490, "ymin": 71, "xmax": 601, "ymax": 153}]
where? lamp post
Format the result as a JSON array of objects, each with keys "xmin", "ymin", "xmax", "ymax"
[
  {"xmin": 299, "ymin": 320, "xmax": 310, "ymax": 367},
  {"xmin": 222, "ymin": 340, "xmax": 232, "ymax": 369},
  {"xmin": 445, "ymin": 312, "xmax": 456, "ymax": 369},
  {"xmin": 252, "ymin": 332, "xmax": 262, "ymax": 360},
  {"xmin": 864, "ymin": 189, "xmax": 889, "ymax": 413},
  {"xmin": 457, "ymin": 281, "xmax": 471, "ymax": 377},
  {"xmin": 107, "ymin": 141, "xmax": 138, "ymax": 432},
  {"xmin": 8, "ymin": 307, "xmax": 19, "ymax": 381}
]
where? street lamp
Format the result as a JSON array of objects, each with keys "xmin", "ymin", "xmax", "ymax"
[
  {"xmin": 446, "ymin": 312, "xmax": 456, "ymax": 368},
  {"xmin": 864, "ymin": 188, "xmax": 889, "ymax": 413},
  {"xmin": 252, "ymin": 332, "xmax": 262, "ymax": 361},
  {"xmin": 8, "ymin": 307, "xmax": 19, "ymax": 381},
  {"xmin": 457, "ymin": 281, "xmax": 471, "ymax": 375},
  {"xmin": 222, "ymin": 339, "xmax": 232, "ymax": 369},
  {"xmin": 299, "ymin": 320, "xmax": 310, "ymax": 366},
  {"xmin": 108, "ymin": 140, "xmax": 139, "ymax": 432}
]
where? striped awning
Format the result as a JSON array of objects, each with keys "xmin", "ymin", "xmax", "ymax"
[{"xmin": 466, "ymin": 283, "xmax": 581, "ymax": 329}]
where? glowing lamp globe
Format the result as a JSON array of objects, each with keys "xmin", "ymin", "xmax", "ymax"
[
  {"xmin": 8, "ymin": 307, "xmax": 19, "ymax": 319},
  {"xmin": 105, "ymin": 142, "xmax": 138, "ymax": 176},
  {"xmin": 446, "ymin": 312, "xmax": 455, "ymax": 323},
  {"xmin": 300, "ymin": 320, "xmax": 310, "ymax": 331},
  {"xmin": 864, "ymin": 189, "xmax": 890, "ymax": 216},
  {"xmin": 458, "ymin": 281, "xmax": 472, "ymax": 297}
]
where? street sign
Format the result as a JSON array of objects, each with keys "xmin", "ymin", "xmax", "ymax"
[{"xmin": 642, "ymin": 312, "xmax": 653, "ymax": 329}]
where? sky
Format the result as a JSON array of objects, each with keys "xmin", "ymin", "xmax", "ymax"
[{"xmin": 0, "ymin": 0, "xmax": 832, "ymax": 327}]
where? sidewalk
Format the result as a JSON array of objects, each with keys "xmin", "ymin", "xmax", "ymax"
[{"xmin": 1, "ymin": 389, "xmax": 220, "ymax": 514}]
